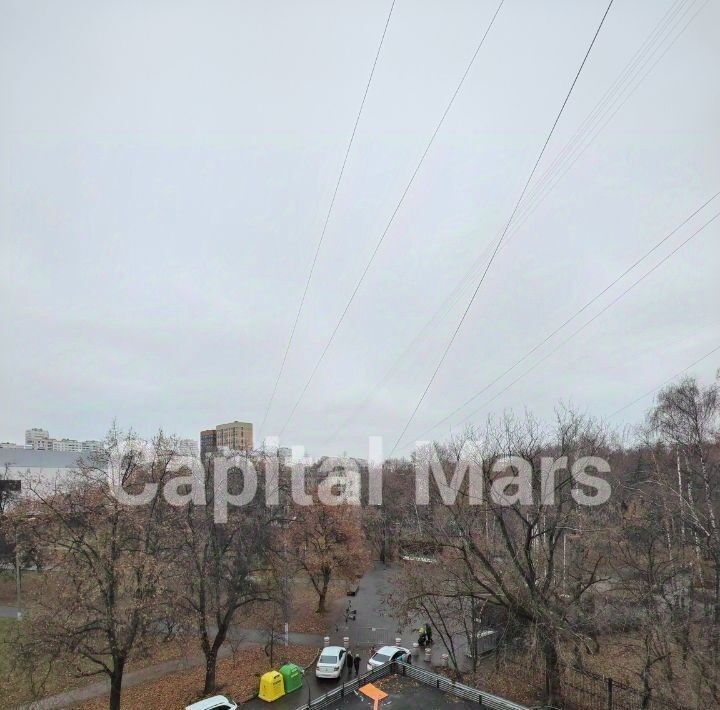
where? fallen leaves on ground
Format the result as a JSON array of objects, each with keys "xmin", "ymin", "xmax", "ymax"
[{"xmin": 80, "ymin": 644, "xmax": 318, "ymax": 709}]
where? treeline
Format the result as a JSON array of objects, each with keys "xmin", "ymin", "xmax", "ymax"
[{"xmin": 369, "ymin": 375, "xmax": 719, "ymax": 708}]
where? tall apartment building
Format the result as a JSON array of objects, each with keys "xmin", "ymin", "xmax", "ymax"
[
  {"xmin": 215, "ymin": 421, "xmax": 253, "ymax": 451},
  {"xmin": 200, "ymin": 429, "xmax": 217, "ymax": 460},
  {"xmin": 200, "ymin": 421, "xmax": 253, "ymax": 458}
]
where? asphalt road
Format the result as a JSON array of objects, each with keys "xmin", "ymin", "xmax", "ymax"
[{"xmin": 242, "ymin": 561, "xmax": 466, "ymax": 708}]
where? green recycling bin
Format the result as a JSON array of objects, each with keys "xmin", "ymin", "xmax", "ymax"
[{"xmin": 278, "ymin": 663, "xmax": 303, "ymax": 694}]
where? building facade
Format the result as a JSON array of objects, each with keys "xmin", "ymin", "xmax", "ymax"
[
  {"xmin": 200, "ymin": 429, "xmax": 217, "ymax": 460},
  {"xmin": 177, "ymin": 438, "xmax": 199, "ymax": 457},
  {"xmin": 25, "ymin": 428, "xmax": 50, "ymax": 449},
  {"xmin": 22, "ymin": 428, "xmax": 102, "ymax": 454},
  {"xmin": 215, "ymin": 421, "xmax": 253, "ymax": 451},
  {"xmin": 200, "ymin": 421, "xmax": 253, "ymax": 458},
  {"xmin": 51, "ymin": 438, "xmax": 83, "ymax": 452}
]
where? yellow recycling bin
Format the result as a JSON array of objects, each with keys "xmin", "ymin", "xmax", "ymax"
[{"xmin": 258, "ymin": 670, "xmax": 286, "ymax": 702}]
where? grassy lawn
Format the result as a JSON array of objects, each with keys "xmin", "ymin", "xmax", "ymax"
[
  {"xmin": 0, "ymin": 568, "xmax": 43, "ymax": 606},
  {"xmin": 0, "ymin": 617, "xmax": 17, "ymax": 683},
  {"xmin": 0, "ymin": 617, "xmax": 195, "ymax": 707},
  {"xmin": 232, "ymin": 574, "xmax": 346, "ymax": 635}
]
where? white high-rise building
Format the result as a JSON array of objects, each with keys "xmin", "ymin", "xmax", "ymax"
[{"xmin": 25, "ymin": 428, "xmax": 50, "ymax": 449}]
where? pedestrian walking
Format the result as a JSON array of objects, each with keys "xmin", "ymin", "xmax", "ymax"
[
  {"xmin": 353, "ymin": 653, "xmax": 361, "ymax": 676},
  {"xmin": 426, "ymin": 621, "xmax": 433, "ymax": 644},
  {"xmin": 346, "ymin": 650, "xmax": 353, "ymax": 675}
]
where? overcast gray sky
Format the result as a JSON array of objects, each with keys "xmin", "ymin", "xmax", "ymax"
[{"xmin": 1, "ymin": 0, "xmax": 718, "ymax": 457}]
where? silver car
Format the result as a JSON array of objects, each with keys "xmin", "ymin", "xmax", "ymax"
[{"xmin": 366, "ymin": 645, "xmax": 410, "ymax": 671}]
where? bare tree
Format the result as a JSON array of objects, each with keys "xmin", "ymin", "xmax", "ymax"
[
  {"xmin": 650, "ymin": 377, "xmax": 720, "ymax": 658},
  {"xmin": 171, "ymin": 456, "xmax": 279, "ymax": 695},
  {"xmin": 18, "ymin": 428, "xmax": 177, "ymax": 710},
  {"xmin": 395, "ymin": 408, "xmax": 612, "ymax": 705},
  {"xmin": 289, "ymin": 502, "xmax": 369, "ymax": 614}
]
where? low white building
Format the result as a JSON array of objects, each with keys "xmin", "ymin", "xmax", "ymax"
[
  {"xmin": 52, "ymin": 438, "xmax": 83, "ymax": 453},
  {"xmin": 0, "ymin": 448, "xmax": 86, "ymax": 497}
]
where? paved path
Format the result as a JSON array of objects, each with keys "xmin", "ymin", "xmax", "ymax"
[
  {"xmin": 244, "ymin": 562, "xmax": 428, "ymax": 710},
  {"xmin": 11, "ymin": 628, "xmax": 324, "ymax": 710},
  {"xmin": 17, "ymin": 650, "xmax": 233, "ymax": 710}
]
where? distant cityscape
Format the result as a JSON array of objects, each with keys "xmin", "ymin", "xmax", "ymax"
[
  {"xmin": 0, "ymin": 427, "xmax": 200, "ymax": 458},
  {"xmin": 0, "ymin": 428, "xmax": 103, "ymax": 454},
  {"xmin": 0, "ymin": 420, "xmax": 320, "ymax": 468}
]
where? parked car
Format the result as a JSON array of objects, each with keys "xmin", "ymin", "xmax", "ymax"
[
  {"xmin": 315, "ymin": 645, "xmax": 348, "ymax": 679},
  {"xmin": 366, "ymin": 645, "xmax": 411, "ymax": 671},
  {"xmin": 185, "ymin": 695, "xmax": 237, "ymax": 710}
]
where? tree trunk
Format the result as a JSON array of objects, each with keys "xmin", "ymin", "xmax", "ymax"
[
  {"xmin": 109, "ymin": 657, "xmax": 125, "ymax": 710},
  {"xmin": 541, "ymin": 631, "xmax": 561, "ymax": 706},
  {"xmin": 204, "ymin": 648, "xmax": 218, "ymax": 695},
  {"xmin": 316, "ymin": 569, "xmax": 330, "ymax": 613},
  {"xmin": 317, "ymin": 585, "xmax": 327, "ymax": 614}
]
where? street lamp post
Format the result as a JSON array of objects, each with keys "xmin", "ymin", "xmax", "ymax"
[{"xmin": 16, "ymin": 530, "xmax": 22, "ymax": 620}]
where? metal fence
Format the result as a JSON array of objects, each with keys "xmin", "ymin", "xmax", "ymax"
[
  {"xmin": 299, "ymin": 657, "xmax": 690, "ymax": 710},
  {"xmin": 505, "ymin": 657, "xmax": 691, "ymax": 710},
  {"xmin": 559, "ymin": 663, "xmax": 690, "ymax": 710},
  {"xmin": 296, "ymin": 661, "xmax": 529, "ymax": 710},
  {"xmin": 297, "ymin": 662, "xmax": 395, "ymax": 710},
  {"xmin": 357, "ymin": 626, "xmax": 395, "ymax": 647}
]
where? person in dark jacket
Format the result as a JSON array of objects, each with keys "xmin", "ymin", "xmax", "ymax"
[
  {"xmin": 353, "ymin": 653, "xmax": 361, "ymax": 675},
  {"xmin": 426, "ymin": 622, "xmax": 433, "ymax": 643},
  {"xmin": 346, "ymin": 650, "xmax": 353, "ymax": 675}
]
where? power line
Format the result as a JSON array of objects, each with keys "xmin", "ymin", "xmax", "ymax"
[
  {"xmin": 389, "ymin": 0, "xmax": 616, "ymax": 456},
  {"xmin": 258, "ymin": 0, "xmax": 397, "ymax": 439},
  {"xmin": 322, "ymin": 0, "xmax": 707, "ymax": 449},
  {"xmin": 607, "ymin": 344, "xmax": 720, "ymax": 418},
  {"xmin": 408, "ymin": 191, "xmax": 720, "ymax": 442},
  {"xmin": 398, "ymin": 208, "xmax": 720, "ymax": 452},
  {"xmin": 508, "ymin": 0, "xmax": 709, "ymax": 237},
  {"xmin": 277, "ymin": 0, "xmax": 507, "ymax": 437}
]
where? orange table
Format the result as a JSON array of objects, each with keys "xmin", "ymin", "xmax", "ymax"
[{"xmin": 359, "ymin": 683, "xmax": 389, "ymax": 710}]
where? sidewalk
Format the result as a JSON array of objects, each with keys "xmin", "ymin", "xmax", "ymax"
[{"xmin": 13, "ymin": 628, "xmax": 324, "ymax": 710}]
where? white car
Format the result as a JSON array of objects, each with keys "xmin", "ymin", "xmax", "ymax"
[
  {"xmin": 185, "ymin": 695, "xmax": 237, "ymax": 710},
  {"xmin": 366, "ymin": 645, "xmax": 411, "ymax": 671},
  {"xmin": 316, "ymin": 645, "xmax": 348, "ymax": 679}
]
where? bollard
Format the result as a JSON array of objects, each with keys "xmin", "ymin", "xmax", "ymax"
[
  {"xmin": 441, "ymin": 653, "xmax": 449, "ymax": 668},
  {"xmin": 343, "ymin": 636, "xmax": 349, "ymax": 649},
  {"xmin": 323, "ymin": 636, "xmax": 330, "ymax": 647},
  {"xmin": 424, "ymin": 647, "xmax": 432, "ymax": 663},
  {"xmin": 412, "ymin": 642, "xmax": 419, "ymax": 656},
  {"xmin": 395, "ymin": 637, "xmax": 402, "ymax": 646}
]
